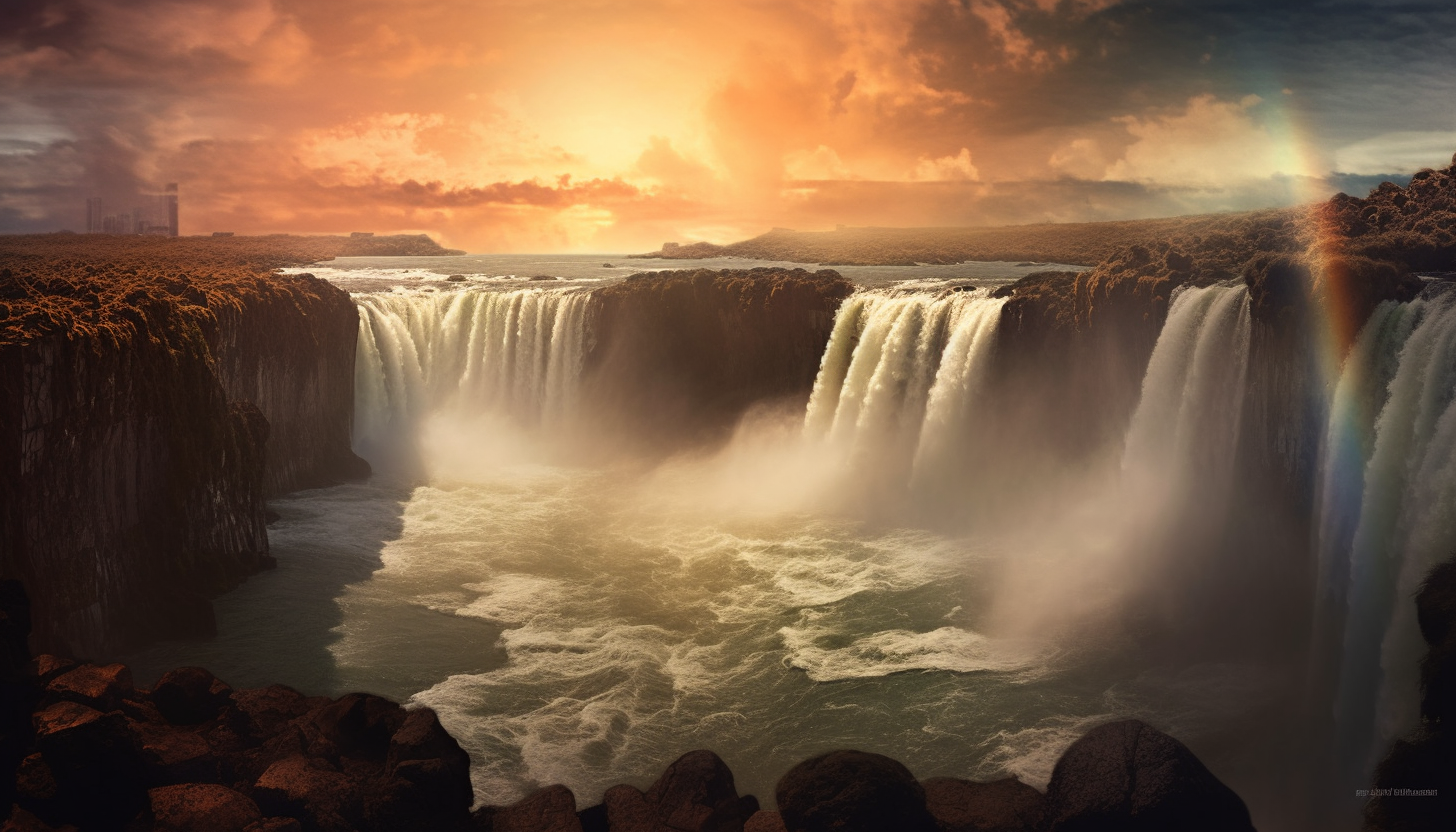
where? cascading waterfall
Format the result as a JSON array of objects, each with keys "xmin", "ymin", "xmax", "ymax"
[
  {"xmin": 803, "ymin": 289, "xmax": 1005, "ymax": 491},
  {"xmin": 1315, "ymin": 288, "xmax": 1456, "ymax": 783},
  {"xmin": 352, "ymin": 288, "xmax": 591, "ymax": 464},
  {"xmin": 1119, "ymin": 283, "xmax": 1251, "ymax": 509}
]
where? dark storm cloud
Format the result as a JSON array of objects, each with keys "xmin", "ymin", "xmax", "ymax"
[{"xmin": 904, "ymin": 0, "xmax": 1456, "ymax": 144}]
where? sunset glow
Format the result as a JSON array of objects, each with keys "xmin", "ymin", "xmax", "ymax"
[{"xmin": 3, "ymin": 0, "xmax": 1455, "ymax": 251}]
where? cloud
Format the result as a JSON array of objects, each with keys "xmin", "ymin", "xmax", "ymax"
[
  {"xmin": 1102, "ymin": 95, "xmax": 1298, "ymax": 187},
  {"xmin": 911, "ymin": 148, "xmax": 979, "ymax": 182},
  {"xmin": 1334, "ymin": 131, "xmax": 1456, "ymax": 175},
  {"xmin": 2, "ymin": 0, "xmax": 1456, "ymax": 249}
]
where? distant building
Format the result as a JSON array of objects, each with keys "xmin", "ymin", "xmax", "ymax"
[{"xmin": 85, "ymin": 184, "xmax": 178, "ymax": 237}]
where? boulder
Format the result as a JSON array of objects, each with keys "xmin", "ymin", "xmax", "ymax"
[
  {"xmin": 253, "ymin": 754, "xmax": 362, "ymax": 830},
  {"xmin": 131, "ymin": 722, "xmax": 222, "ymax": 784},
  {"xmin": 243, "ymin": 820, "xmax": 304, "ymax": 832},
  {"xmin": 32, "ymin": 700, "xmax": 146, "ymax": 823},
  {"xmin": 1043, "ymin": 720, "xmax": 1254, "ymax": 832},
  {"xmin": 231, "ymin": 685, "xmax": 317, "ymax": 740},
  {"xmin": 743, "ymin": 811, "xmax": 787, "ymax": 832},
  {"xmin": 153, "ymin": 667, "xmax": 234, "ymax": 725},
  {"xmin": 149, "ymin": 783, "xmax": 262, "ymax": 832},
  {"xmin": 387, "ymin": 707, "xmax": 474, "ymax": 809},
  {"xmin": 488, "ymin": 784, "xmax": 584, "ymax": 832},
  {"xmin": 603, "ymin": 784, "xmax": 656, "ymax": 832},
  {"xmin": 44, "ymin": 663, "xmax": 133, "ymax": 711},
  {"xmin": 311, "ymin": 692, "xmax": 405, "ymax": 760},
  {"xmin": 645, "ymin": 749, "xmax": 754, "ymax": 832},
  {"xmin": 775, "ymin": 750, "xmax": 937, "ymax": 832},
  {"xmin": 922, "ymin": 777, "xmax": 1045, "ymax": 832}
]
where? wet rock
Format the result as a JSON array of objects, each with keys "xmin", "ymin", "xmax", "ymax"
[
  {"xmin": 149, "ymin": 783, "xmax": 262, "ymax": 832},
  {"xmin": 743, "ymin": 811, "xmax": 787, "ymax": 832},
  {"xmin": 32, "ymin": 700, "xmax": 146, "ymax": 824},
  {"xmin": 1043, "ymin": 719, "xmax": 1254, "ymax": 832},
  {"xmin": 387, "ymin": 707, "xmax": 474, "ymax": 810},
  {"xmin": 776, "ymin": 750, "xmax": 937, "ymax": 832},
  {"xmin": 28, "ymin": 656, "xmax": 75, "ymax": 686},
  {"xmin": 602, "ymin": 784, "xmax": 655, "ymax": 831},
  {"xmin": 45, "ymin": 663, "xmax": 133, "ymax": 711},
  {"xmin": 132, "ymin": 722, "xmax": 222, "ymax": 784},
  {"xmin": 243, "ymin": 819, "xmax": 304, "ymax": 832},
  {"xmin": 488, "ymin": 784, "xmax": 583, "ymax": 832},
  {"xmin": 153, "ymin": 666, "xmax": 234, "ymax": 725},
  {"xmin": 310, "ymin": 692, "xmax": 405, "ymax": 760},
  {"xmin": 922, "ymin": 777, "xmax": 1045, "ymax": 832},
  {"xmin": 577, "ymin": 802, "xmax": 608, "ymax": 832},
  {"xmin": 1, "ymin": 805, "xmax": 74, "ymax": 832},
  {"xmin": 232, "ymin": 685, "xmax": 316, "ymax": 740},
  {"xmin": 645, "ymin": 750, "xmax": 753, "ymax": 832},
  {"xmin": 253, "ymin": 754, "xmax": 362, "ymax": 830}
]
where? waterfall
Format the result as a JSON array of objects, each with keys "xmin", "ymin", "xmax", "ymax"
[
  {"xmin": 1316, "ymin": 290, "xmax": 1456, "ymax": 782},
  {"xmin": 352, "ymin": 288, "xmax": 591, "ymax": 463},
  {"xmin": 1120, "ymin": 284, "xmax": 1251, "ymax": 508},
  {"xmin": 803, "ymin": 289, "xmax": 1006, "ymax": 490}
]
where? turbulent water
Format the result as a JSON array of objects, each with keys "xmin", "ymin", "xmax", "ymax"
[{"xmin": 120, "ymin": 266, "xmax": 1456, "ymax": 831}]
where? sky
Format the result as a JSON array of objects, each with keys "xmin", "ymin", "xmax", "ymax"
[{"xmin": 2, "ymin": 0, "xmax": 1455, "ymax": 252}]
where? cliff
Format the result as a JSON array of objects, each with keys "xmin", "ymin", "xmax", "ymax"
[
  {"xmin": 584, "ymin": 268, "xmax": 855, "ymax": 448},
  {"xmin": 0, "ymin": 235, "xmax": 367, "ymax": 654}
]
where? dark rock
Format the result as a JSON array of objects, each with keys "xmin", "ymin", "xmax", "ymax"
[
  {"xmin": 743, "ymin": 811, "xmax": 786, "ymax": 832},
  {"xmin": 28, "ymin": 656, "xmax": 75, "ymax": 686},
  {"xmin": 1043, "ymin": 719, "xmax": 1254, "ymax": 832},
  {"xmin": 489, "ymin": 784, "xmax": 583, "ymax": 832},
  {"xmin": 529, "ymin": 274, "xmax": 559, "ymax": 281},
  {"xmin": 153, "ymin": 666, "xmax": 234, "ymax": 725},
  {"xmin": 32, "ymin": 700, "xmax": 146, "ymax": 825},
  {"xmin": 775, "ymin": 750, "xmax": 937, "ymax": 832},
  {"xmin": 922, "ymin": 777, "xmax": 1045, "ymax": 832},
  {"xmin": 577, "ymin": 802, "xmax": 608, "ymax": 832},
  {"xmin": 132, "ymin": 722, "xmax": 222, "ymax": 784},
  {"xmin": 603, "ymin": 784, "xmax": 655, "ymax": 831},
  {"xmin": 253, "ymin": 754, "xmax": 362, "ymax": 831},
  {"xmin": 448, "ymin": 275, "xmax": 467, "ymax": 282},
  {"xmin": 45, "ymin": 663, "xmax": 133, "ymax": 711},
  {"xmin": 149, "ymin": 783, "xmax": 262, "ymax": 832},
  {"xmin": 387, "ymin": 707, "xmax": 474, "ymax": 810},
  {"xmin": 1, "ymin": 805, "xmax": 74, "ymax": 832},
  {"xmin": 232, "ymin": 685, "xmax": 315, "ymax": 740},
  {"xmin": 645, "ymin": 749, "xmax": 753, "ymax": 832},
  {"xmin": 243, "ymin": 820, "xmax": 304, "ymax": 832},
  {"xmin": 310, "ymin": 692, "xmax": 405, "ymax": 760}
]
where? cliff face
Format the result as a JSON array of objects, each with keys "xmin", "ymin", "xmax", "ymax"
[
  {"xmin": 989, "ymin": 243, "xmax": 1211, "ymax": 460},
  {"xmin": 207, "ymin": 274, "xmax": 365, "ymax": 495},
  {"xmin": 1, "ymin": 279, "xmax": 269, "ymax": 655},
  {"xmin": 0, "ymin": 237, "xmax": 368, "ymax": 655},
  {"xmin": 585, "ymin": 268, "xmax": 855, "ymax": 448}
]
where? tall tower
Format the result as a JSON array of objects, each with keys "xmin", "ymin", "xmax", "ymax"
[
  {"xmin": 86, "ymin": 198, "xmax": 104, "ymax": 233},
  {"xmin": 165, "ymin": 183, "xmax": 178, "ymax": 237}
]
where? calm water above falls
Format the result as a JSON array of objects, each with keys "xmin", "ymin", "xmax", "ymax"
[{"xmin": 123, "ymin": 264, "xmax": 1392, "ymax": 831}]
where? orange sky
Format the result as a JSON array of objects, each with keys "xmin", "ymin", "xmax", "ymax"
[{"xmin": 3, "ymin": 0, "xmax": 1456, "ymax": 251}]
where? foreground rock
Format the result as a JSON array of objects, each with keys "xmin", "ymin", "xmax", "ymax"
[
  {"xmin": 6, "ymin": 659, "xmax": 474, "ymax": 832},
  {"xmin": 1043, "ymin": 719, "xmax": 1255, "ymax": 832},
  {"xmin": 775, "ymin": 750, "xmax": 937, "ymax": 832},
  {"xmin": 1366, "ymin": 557, "xmax": 1456, "ymax": 832}
]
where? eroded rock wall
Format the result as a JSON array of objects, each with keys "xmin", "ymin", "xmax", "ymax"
[{"xmin": 584, "ymin": 268, "xmax": 855, "ymax": 449}]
